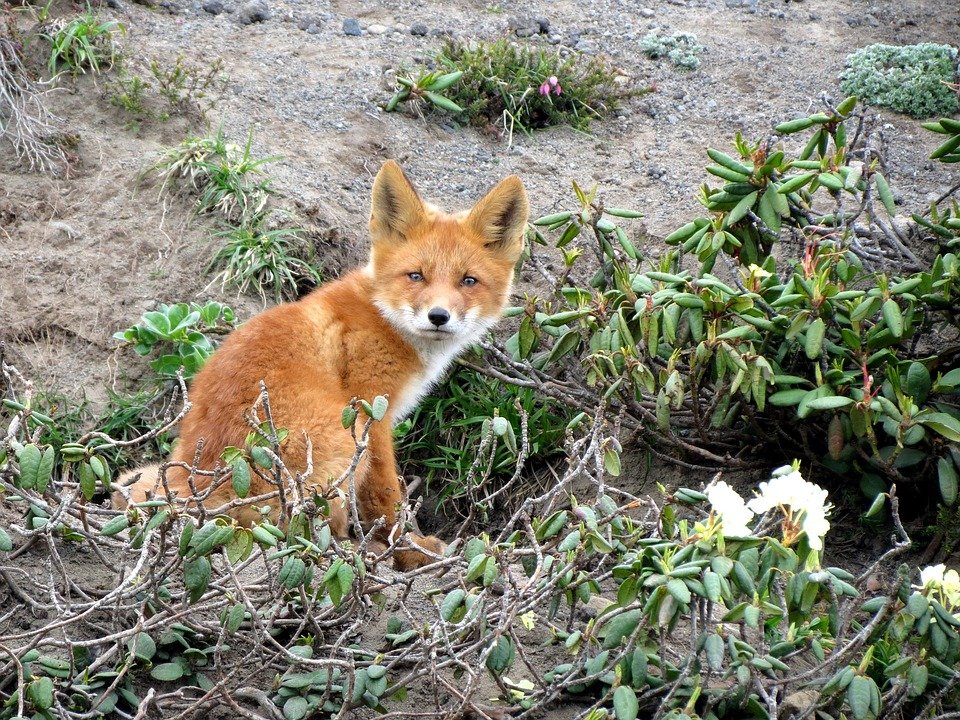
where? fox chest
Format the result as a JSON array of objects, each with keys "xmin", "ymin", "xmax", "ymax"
[{"xmin": 390, "ymin": 343, "xmax": 464, "ymax": 421}]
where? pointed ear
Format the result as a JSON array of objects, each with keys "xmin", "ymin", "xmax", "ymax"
[
  {"xmin": 466, "ymin": 175, "xmax": 529, "ymax": 261},
  {"xmin": 369, "ymin": 160, "xmax": 427, "ymax": 243}
]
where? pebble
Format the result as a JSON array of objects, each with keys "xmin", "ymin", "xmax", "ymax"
[
  {"xmin": 236, "ymin": 0, "xmax": 270, "ymax": 24},
  {"xmin": 640, "ymin": 7, "xmax": 654, "ymax": 17},
  {"xmin": 410, "ymin": 22, "xmax": 428, "ymax": 35},
  {"xmin": 297, "ymin": 15, "xmax": 322, "ymax": 30},
  {"xmin": 202, "ymin": 0, "xmax": 224, "ymax": 14},
  {"xmin": 342, "ymin": 17, "xmax": 362, "ymax": 35},
  {"xmin": 706, "ymin": 99, "xmax": 717, "ymax": 109},
  {"xmin": 367, "ymin": 23, "xmax": 388, "ymax": 34}
]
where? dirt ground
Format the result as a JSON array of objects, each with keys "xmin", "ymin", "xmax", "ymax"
[
  {"xmin": 0, "ymin": 0, "xmax": 958, "ymax": 714},
  {"xmin": 2, "ymin": 0, "xmax": 958, "ymax": 408}
]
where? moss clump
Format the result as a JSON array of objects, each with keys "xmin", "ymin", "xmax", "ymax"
[
  {"xmin": 640, "ymin": 32, "xmax": 704, "ymax": 70},
  {"xmin": 840, "ymin": 43, "xmax": 958, "ymax": 118}
]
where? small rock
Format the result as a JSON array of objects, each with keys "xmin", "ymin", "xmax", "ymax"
[
  {"xmin": 410, "ymin": 22, "xmax": 428, "ymax": 35},
  {"xmin": 297, "ymin": 15, "xmax": 321, "ymax": 29},
  {"xmin": 640, "ymin": 7, "xmax": 654, "ymax": 17},
  {"xmin": 305, "ymin": 23, "xmax": 319, "ymax": 33},
  {"xmin": 236, "ymin": 0, "xmax": 270, "ymax": 24},
  {"xmin": 342, "ymin": 17, "xmax": 362, "ymax": 35},
  {"xmin": 574, "ymin": 38, "xmax": 598, "ymax": 54},
  {"xmin": 367, "ymin": 23, "xmax": 388, "ymax": 34},
  {"xmin": 547, "ymin": 33, "xmax": 562, "ymax": 44},
  {"xmin": 536, "ymin": 17, "xmax": 551, "ymax": 33},
  {"xmin": 202, "ymin": 0, "xmax": 224, "ymax": 13},
  {"xmin": 105, "ymin": 0, "xmax": 125, "ymax": 9},
  {"xmin": 508, "ymin": 15, "xmax": 542, "ymax": 38},
  {"xmin": 666, "ymin": 114, "xmax": 678, "ymax": 125},
  {"xmin": 706, "ymin": 99, "xmax": 717, "ymax": 109}
]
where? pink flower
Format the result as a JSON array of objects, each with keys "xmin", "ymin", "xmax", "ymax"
[{"xmin": 539, "ymin": 76, "xmax": 562, "ymax": 96}]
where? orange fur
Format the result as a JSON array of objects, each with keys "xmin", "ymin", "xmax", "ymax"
[{"xmin": 114, "ymin": 161, "xmax": 529, "ymax": 569}]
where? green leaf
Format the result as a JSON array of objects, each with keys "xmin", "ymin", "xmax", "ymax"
[
  {"xmin": 603, "ymin": 447, "xmax": 621, "ymax": 477},
  {"xmin": 666, "ymin": 578, "xmax": 691, "ymax": 604},
  {"xmin": 151, "ymin": 662, "xmax": 185, "ymax": 681},
  {"xmin": 804, "ymin": 318, "xmax": 826, "ymax": 359},
  {"xmin": 0, "ymin": 527, "xmax": 12, "ymax": 552},
  {"xmin": 874, "ymin": 172, "xmax": 896, "ymax": 215},
  {"xmin": 341, "ymin": 405, "xmax": 358, "ymax": 429},
  {"xmin": 846, "ymin": 675, "xmax": 875, "ymax": 720},
  {"xmin": 769, "ymin": 388, "xmax": 809, "ymax": 406},
  {"xmin": 805, "ymin": 395, "xmax": 855, "ymax": 411},
  {"xmin": 28, "ymin": 677, "xmax": 54, "ymax": 710},
  {"xmin": 371, "ymin": 395, "xmax": 389, "ymax": 421},
  {"xmin": 101, "ymin": 514, "xmax": 130, "ymax": 537},
  {"xmin": 231, "ymin": 459, "xmax": 251, "ymax": 498},
  {"xmin": 16, "ymin": 444, "xmax": 41, "ymax": 490},
  {"xmin": 939, "ymin": 457, "xmax": 959, "ymax": 506},
  {"xmin": 920, "ymin": 412, "xmax": 960, "ymax": 442},
  {"xmin": 78, "ymin": 461, "xmax": 96, "ymax": 500},
  {"xmin": 881, "ymin": 298, "xmax": 903, "ymax": 338},
  {"xmin": 423, "ymin": 91, "xmax": 463, "ymax": 113},
  {"xmin": 184, "ymin": 556, "xmax": 212, "ymax": 603},
  {"xmin": 129, "ymin": 632, "xmax": 156, "ymax": 661},
  {"xmin": 705, "ymin": 633, "xmax": 725, "ymax": 671},
  {"xmin": 905, "ymin": 362, "xmax": 932, "ymax": 403},
  {"xmin": 613, "ymin": 685, "xmax": 639, "ymax": 720}
]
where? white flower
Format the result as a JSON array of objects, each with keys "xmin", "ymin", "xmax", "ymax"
[
  {"xmin": 918, "ymin": 564, "xmax": 946, "ymax": 590},
  {"xmin": 747, "ymin": 465, "xmax": 831, "ymax": 551},
  {"xmin": 706, "ymin": 481, "xmax": 755, "ymax": 537}
]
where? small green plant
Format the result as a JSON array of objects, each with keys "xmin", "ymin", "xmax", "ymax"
[
  {"xmin": 386, "ymin": 69, "xmax": 464, "ymax": 113},
  {"xmin": 44, "ymin": 8, "xmax": 122, "ymax": 75},
  {"xmin": 840, "ymin": 43, "xmax": 959, "ymax": 118},
  {"xmin": 209, "ymin": 219, "xmax": 322, "ymax": 303},
  {"xmin": 389, "ymin": 39, "xmax": 642, "ymax": 141},
  {"xmin": 640, "ymin": 31, "xmax": 704, "ymax": 70},
  {"xmin": 398, "ymin": 366, "xmax": 570, "ymax": 506},
  {"xmin": 149, "ymin": 54, "xmax": 226, "ymax": 120},
  {"xmin": 150, "ymin": 126, "xmax": 275, "ymax": 224},
  {"xmin": 106, "ymin": 67, "xmax": 148, "ymax": 117},
  {"xmin": 114, "ymin": 300, "xmax": 237, "ymax": 380}
]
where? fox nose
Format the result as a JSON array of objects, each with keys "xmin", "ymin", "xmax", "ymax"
[{"xmin": 427, "ymin": 307, "xmax": 450, "ymax": 327}]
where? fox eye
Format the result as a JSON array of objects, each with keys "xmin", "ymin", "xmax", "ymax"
[
  {"xmin": 461, "ymin": 276, "xmax": 478, "ymax": 286},
  {"xmin": 408, "ymin": 272, "xmax": 424, "ymax": 282}
]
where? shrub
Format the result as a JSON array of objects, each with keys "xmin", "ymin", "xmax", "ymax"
[
  {"xmin": 113, "ymin": 300, "xmax": 236, "ymax": 380},
  {"xmin": 388, "ymin": 38, "xmax": 645, "ymax": 141},
  {"xmin": 497, "ymin": 98, "xmax": 960, "ymax": 513},
  {"xmin": 640, "ymin": 31, "xmax": 704, "ymax": 70},
  {"xmin": 840, "ymin": 43, "xmax": 959, "ymax": 118}
]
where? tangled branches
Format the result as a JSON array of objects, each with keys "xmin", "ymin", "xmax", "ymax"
[
  {"xmin": 2, "ymin": 353, "xmax": 958, "ymax": 720},
  {"xmin": 0, "ymin": 27, "xmax": 67, "ymax": 173}
]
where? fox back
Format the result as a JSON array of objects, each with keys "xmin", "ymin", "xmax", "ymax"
[{"xmin": 115, "ymin": 161, "xmax": 528, "ymax": 568}]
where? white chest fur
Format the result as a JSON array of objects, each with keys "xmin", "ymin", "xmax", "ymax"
[{"xmin": 390, "ymin": 336, "xmax": 472, "ymax": 421}]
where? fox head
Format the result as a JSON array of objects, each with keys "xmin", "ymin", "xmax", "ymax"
[{"xmin": 368, "ymin": 160, "xmax": 529, "ymax": 352}]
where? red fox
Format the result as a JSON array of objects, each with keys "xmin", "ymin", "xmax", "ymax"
[{"xmin": 114, "ymin": 161, "xmax": 529, "ymax": 569}]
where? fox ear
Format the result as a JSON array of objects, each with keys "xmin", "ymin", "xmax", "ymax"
[
  {"xmin": 370, "ymin": 160, "xmax": 427, "ymax": 243},
  {"xmin": 467, "ymin": 175, "xmax": 529, "ymax": 261}
]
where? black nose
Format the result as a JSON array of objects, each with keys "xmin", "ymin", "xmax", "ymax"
[{"xmin": 427, "ymin": 307, "xmax": 450, "ymax": 327}]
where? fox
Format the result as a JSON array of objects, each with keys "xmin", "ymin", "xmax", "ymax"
[{"xmin": 113, "ymin": 160, "xmax": 529, "ymax": 570}]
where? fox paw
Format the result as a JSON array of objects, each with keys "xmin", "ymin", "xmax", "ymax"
[{"xmin": 392, "ymin": 534, "xmax": 446, "ymax": 570}]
